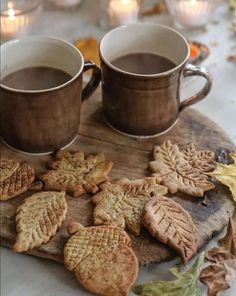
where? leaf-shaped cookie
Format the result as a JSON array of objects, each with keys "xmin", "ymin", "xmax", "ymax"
[
  {"xmin": 206, "ymin": 218, "xmax": 236, "ymax": 263},
  {"xmin": 40, "ymin": 150, "xmax": 113, "ymax": 197},
  {"xmin": 200, "ymin": 259, "xmax": 236, "ymax": 296},
  {"xmin": 143, "ymin": 194, "xmax": 197, "ymax": 264},
  {"xmin": 0, "ymin": 157, "xmax": 20, "ymax": 182},
  {"xmin": 133, "ymin": 252, "xmax": 204, "ymax": 296},
  {"xmin": 64, "ymin": 223, "xmax": 138, "ymax": 295},
  {"xmin": 13, "ymin": 191, "xmax": 67, "ymax": 252},
  {"xmin": 149, "ymin": 140, "xmax": 214, "ymax": 197},
  {"xmin": 208, "ymin": 153, "xmax": 236, "ymax": 202},
  {"xmin": 0, "ymin": 160, "xmax": 35, "ymax": 201},
  {"xmin": 183, "ymin": 143, "xmax": 215, "ymax": 172},
  {"xmin": 92, "ymin": 177, "xmax": 168, "ymax": 235}
]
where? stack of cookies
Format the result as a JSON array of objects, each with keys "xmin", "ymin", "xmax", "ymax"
[{"xmin": 0, "ymin": 140, "xmax": 216, "ymax": 296}]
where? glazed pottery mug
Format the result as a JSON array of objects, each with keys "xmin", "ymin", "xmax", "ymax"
[
  {"xmin": 100, "ymin": 23, "xmax": 212, "ymax": 137},
  {"xmin": 0, "ymin": 36, "xmax": 101, "ymax": 154}
]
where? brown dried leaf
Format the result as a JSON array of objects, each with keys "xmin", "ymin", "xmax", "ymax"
[
  {"xmin": 92, "ymin": 177, "xmax": 168, "ymax": 235},
  {"xmin": 183, "ymin": 143, "xmax": 215, "ymax": 172},
  {"xmin": 40, "ymin": 150, "xmax": 113, "ymax": 197},
  {"xmin": 143, "ymin": 194, "xmax": 197, "ymax": 264},
  {"xmin": 206, "ymin": 218, "xmax": 236, "ymax": 263},
  {"xmin": 200, "ymin": 260, "xmax": 236, "ymax": 296},
  {"xmin": 149, "ymin": 141, "xmax": 214, "ymax": 197}
]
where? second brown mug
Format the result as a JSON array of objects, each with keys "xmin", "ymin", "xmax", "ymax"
[{"xmin": 100, "ymin": 23, "xmax": 212, "ymax": 137}]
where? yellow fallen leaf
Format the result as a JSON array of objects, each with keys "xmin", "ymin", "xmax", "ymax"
[
  {"xmin": 74, "ymin": 37, "xmax": 100, "ymax": 67},
  {"xmin": 209, "ymin": 153, "xmax": 236, "ymax": 202}
]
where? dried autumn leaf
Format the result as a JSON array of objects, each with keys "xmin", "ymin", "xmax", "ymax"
[
  {"xmin": 92, "ymin": 177, "xmax": 168, "ymax": 235},
  {"xmin": 149, "ymin": 141, "xmax": 214, "ymax": 197},
  {"xmin": 143, "ymin": 194, "xmax": 197, "ymax": 264},
  {"xmin": 183, "ymin": 143, "xmax": 215, "ymax": 172},
  {"xmin": 206, "ymin": 218, "xmax": 236, "ymax": 263},
  {"xmin": 133, "ymin": 252, "xmax": 204, "ymax": 296},
  {"xmin": 208, "ymin": 153, "xmax": 236, "ymax": 202},
  {"xmin": 40, "ymin": 150, "xmax": 113, "ymax": 197},
  {"xmin": 200, "ymin": 259, "xmax": 236, "ymax": 296},
  {"xmin": 13, "ymin": 191, "xmax": 67, "ymax": 252}
]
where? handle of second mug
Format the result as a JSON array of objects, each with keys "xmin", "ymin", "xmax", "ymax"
[
  {"xmin": 179, "ymin": 63, "xmax": 213, "ymax": 112},
  {"xmin": 82, "ymin": 60, "xmax": 101, "ymax": 101}
]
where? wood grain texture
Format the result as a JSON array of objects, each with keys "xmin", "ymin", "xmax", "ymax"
[{"xmin": 0, "ymin": 91, "xmax": 235, "ymax": 265}]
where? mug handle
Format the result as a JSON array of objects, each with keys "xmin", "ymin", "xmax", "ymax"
[
  {"xmin": 82, "ymin": 60, "xmax": 101, "ymax": 101},
  {"xmin": 179, "ymin": 63, "xmax": 213, "ymax": 112}
]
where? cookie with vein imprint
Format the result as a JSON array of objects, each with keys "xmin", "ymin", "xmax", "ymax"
[
  {"xmin": 40, "ymin": 150, "xmax": 113, "ymax": 197},
  {"xmin": 13, "ymin": 191, "xmax": 67, "ymax": 252},
  {"xmin": 0, "ymin": 157, "xmax": 35, "ymax": 201},
  {"xmin": 149, "ymin": 140, "xmax": 215, "ymax": 197},
  {"xmin": 143, "ymin": 194, "xmax": 197, "ymax": 264},
  {"xmin": 92, "ymin": 177, "xmax": 168, "ymax": 235}
]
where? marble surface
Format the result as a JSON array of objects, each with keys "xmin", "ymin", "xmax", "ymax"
[{"xmin": 1, "ymin": 1, "xmax": 236, "ymax": 295}]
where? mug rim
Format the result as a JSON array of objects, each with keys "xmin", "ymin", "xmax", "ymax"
[
  {"xmin": 0, "ymin": 35, "xmax": 84, "ymax": 94},
  {"xmin": 100, "ymin": 23, "xmax": 190, "ymax": 78}
]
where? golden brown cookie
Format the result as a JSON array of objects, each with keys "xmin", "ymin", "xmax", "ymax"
[
  {"xmin": 75, "ymin": 245, "xmax": 138, "ymax": 296},
  {"xmin": 149, "ymin": 140, "xmax": 215, "ymax": 197},
  {"xmin": 64, "ymin": 223, "xmax": 138, "ymax": 296},
  {"xmin": 13, "ymin": 191, "xmax": 67, "ymax": 252},
  {"xmin": 143, "ymin": 194, "xmax": 197, "ymax": 264},
  {"xmin": 40, "ymin": 150, "xmax": 113, "ymax": 197},
  {"xmin": 182, "ymin": 143, "xmax": 215, "ymax": 172},
  {"xmin": 92, "ymin": 177, "xmax": 168, "ymax": 235},
  {"xmin": 0, "ymin": 158, "xmax": 35, "ymax": 201}
]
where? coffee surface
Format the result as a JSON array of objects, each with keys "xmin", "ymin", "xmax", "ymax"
[
  {"xmin": 1, "ymin": 67, "xmax": 72, "ymax": 90},
  {"xmin": 111, "ymin": 53, "xmax": 176, "ymax": 75}
]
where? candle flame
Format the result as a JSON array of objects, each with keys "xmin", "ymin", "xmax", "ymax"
[
  {"xmin": 7, "ymin": 2, "xmax": 16, "ymax": 20},
  {"xmin": 121, "ymin": 0, "xmax": 130, "ymax": 5}
]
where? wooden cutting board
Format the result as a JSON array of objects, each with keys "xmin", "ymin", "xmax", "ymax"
[{"xmin": 0, "ymin": 89, "xmax": 235, "ymax": 265}]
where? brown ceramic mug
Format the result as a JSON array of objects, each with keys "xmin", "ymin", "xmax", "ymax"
[
  {"xmin": 0, "ymin": 36, "xmax": 101, "ymax": 154},
  {"xmin": 100, "ymin": 23, "xmax": 212, "ymax": 137}
]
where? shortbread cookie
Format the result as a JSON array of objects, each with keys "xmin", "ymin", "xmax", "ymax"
[
  {"xmin": 183, "ymin": 143, "xmax": 215, "ymax": 172},
  {"xmin": 75, "ymin": 245, "xmax": 138, "ymax": 296},
  {"xmin": 149, "ymin": 140, "xmax": 215, "ymax": 197},
  {"xmin": 92, "ymin": 177, "xmax": 168, "ymax": 235},
  {"xmin": 0, "ymin": 158, "xmax": 35, "ymax": 201},
  {"xmin": 13, "ymin": 191, "xmax": 67, "ymax": 252},
  {"xmin": 143, "ymin": 194, "xmax": 197, "ymax": 264},
  {"xmin": 64, "ymin": 223, "xmax": 138, "ymax": 296},
  {"xmin": 40, "ymin": 150, "xmax": 113, "ymax": 197}
]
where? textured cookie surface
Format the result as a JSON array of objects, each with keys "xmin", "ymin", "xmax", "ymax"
[
  {"xmin": 40, "ymin": 150, "xmax": 113, "ymax": 197},
  {"xmin": 75, "ymin": 245, "xmax": 138, "ymax": 296},
  {"xmin": 143, "ymin": 194, "xmax": 197, "ymax": 264},
  {"xmin": 149, "ymin": 140, "xmax": 215, "ymax": 197},
  {"xmin": 64, "ymin": 223, "xmax": 138, "ymax": 296},
  {"xmin": 13, "ymin": 191, "xmax": 67, "ymax": 252},
  {"xmin": 92, "ymin": 177, "xmax": 168, "ymax": 235},
  {"xmin": 64, "ymin": 223, "xmax": 131, "ymax": 271},
  {"xmin": 0, "ymin": 158, "xmax": 35, "ymax": 201}
]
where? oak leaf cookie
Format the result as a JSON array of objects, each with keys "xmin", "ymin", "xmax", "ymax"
[
  {"xmin": 13, "ymin": 191, "xmax": 67, "ymax": 252},
  {"xmin": 143, "ymin": 194, "xmax": 197, "ymax": 264},
  {"xmin": 64, "ymin": 223, "xmax": 138, "ymax": 296},
  {"xmin": 40, "ymin": 150, "xmax": 113, "ymax": 197},
  {"xmin": 92, "ymin": 177, "xmax": 168, "ymax": 235},
  {"xmin": 0, "ymin": 158, "xmax": 35, "ymax": 201},
  {"xmin": 149, "ymin": 140, "xmax": 215, "ymax": 197}
]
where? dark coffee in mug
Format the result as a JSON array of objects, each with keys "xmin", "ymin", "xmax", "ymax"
[
  {"xmin": 2, "ymin": 67, "xmax": 72, "ymax": 90},
  {"xmin": 111, "ymin": 53, "xmax": 176, "ymax": 75}
]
